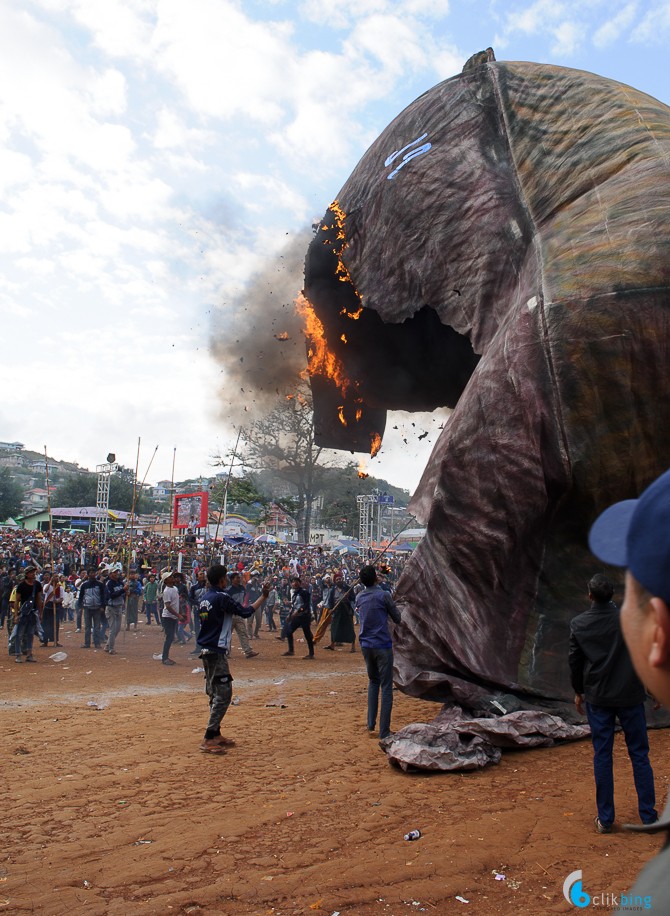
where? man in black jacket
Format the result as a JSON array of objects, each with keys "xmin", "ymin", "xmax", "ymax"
[
  {"xmin": 77, "ymin": 568, "xmax": 106, "ymax": 649},
  {"xmin": 282, "ymin": 575, "xmax": 314, "ymax": 659},
  {"xmin": 569, "ymin": 574, "xmax": 657, "ymax": 834}
]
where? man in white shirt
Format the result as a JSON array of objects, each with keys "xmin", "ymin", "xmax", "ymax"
[{"xmin": 161, "ymin": 570, "xmax": 182, "ymax": 666}]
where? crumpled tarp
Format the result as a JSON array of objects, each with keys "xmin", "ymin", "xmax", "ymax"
[
  {"xmin": 381, "ymin": 705, "xmax": 591, "ymax": 772},
  {"xmin": 304, "ymin": 59, "xmax": 670, "ymax": 722}
]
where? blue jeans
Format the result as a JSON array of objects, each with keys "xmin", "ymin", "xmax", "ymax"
[
  {"xmin": 162, "ymin": 617, "xmax": 177, "ymax": 661},
  {"xmin": 105, "ymin": 606, "xmax": 123, "ymax": 652},
  {"xmin": 145, "ymin": 601, "xmax": 160, "ymax": 625},
  {"xmin": 14, "ymin": 617, "xmax": 36, "ymax": 658},
  {"xmin": 362, "ymin": 647, "xmax": 394, "ymax": 738},
  {"xmin": 83, "ymin": 607, "xmax": 104, "ymax": 647},
  {"xmin": 586, "ymin": 702, "xmax": 657, "ymax": 827}
]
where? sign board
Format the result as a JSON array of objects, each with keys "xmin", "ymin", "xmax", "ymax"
[
  {"xmin": 173, "ymin": 491, "xmax": 209, "ymax": 529},
  {"xmin": 378, "ymin": 494, "xmax": 394, "ymax": 504}
]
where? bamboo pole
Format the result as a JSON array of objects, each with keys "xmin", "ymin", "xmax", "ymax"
[
  {"xmin": 209, "ymin": 429, "xmax": 242, "ymax": 566},
  {"xmin": 121, "ymin": 437, "xmax": 141, "ymax": 640},
  {"xmin": 167, "ymin": 447, "xmax": 176, "ymax": 572},
  {"xmin": 110, "ymin": 444, "xmax": 159, "ymax": 564},
  {"xmin": 44, "ymin": 446, "xmax": 56, "ymax": 645},
  {"xmin": 313, "ymin": 513, "xmax": 417, "ymax": 643},
  {"xmin": 126, "ymin": 437, "xmax": 141, "ymax": 578}
]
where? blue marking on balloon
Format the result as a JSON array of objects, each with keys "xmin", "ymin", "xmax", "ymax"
[{"xmin": 387, "ymin": 143, "xmax": 432, "ymax": 180}]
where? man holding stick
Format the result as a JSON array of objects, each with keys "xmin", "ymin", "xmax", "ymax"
[{"xmin": 196, "ymin": 564, "xmax": 270, "ymax": 754}]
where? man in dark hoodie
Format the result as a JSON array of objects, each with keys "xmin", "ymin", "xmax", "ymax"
[
  {"xmin": 197, "ymin": 564, "xmax": 269, "ymax": 754},
  {"xmin": 569, "ymin": 573, "xmax": 657, "ymax": 834}
]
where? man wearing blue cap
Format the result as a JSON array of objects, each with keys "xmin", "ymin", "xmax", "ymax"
[{"xmin": 589, "ymin": 468, "xmax": 670, "ymax": 903}]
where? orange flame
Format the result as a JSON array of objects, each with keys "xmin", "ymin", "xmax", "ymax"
[
  {"xmin": 295, "ymin": 201, "xmax": 365, "ymax": 397},
  {"xmin": 330, "ymin": 199, "xmax": 355, "ymax": 287},
  {"xmin": 357, "ymin": 457, "xmax": 369, "ymax": 478},
  {"xmin": 295, "ymin": 292, "xmax": 350, "ymax": 395},
  {"xmin": 275, "ymin": 331, "xmax": 290, "ymax": 340},
  {"xmin": 337, "ymin": 406, "xmax": 347, "ymax": 427},
  {"xmin": 355, "ymin": 408, "xmax": 363, "ymax": 421},
  {"xmin": 327, "ymin": 200, "xmax": 365, "ymax": 317},
  {"xmin": 370, "ymin": 432, "xmax": 382, "ymax": 458}
]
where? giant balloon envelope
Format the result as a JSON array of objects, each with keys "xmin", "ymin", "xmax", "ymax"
[{"xmin": 303, "ymin": 58, "xmax": 670, "ymax": 738}]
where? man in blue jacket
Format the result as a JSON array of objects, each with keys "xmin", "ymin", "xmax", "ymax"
[
  {"xmin": 355, "ymin": 565, "xmax": 402, "ymax": 740},
  {"xmin": 104, "ymin": 564, "xmax": 127, "ymax": 655},
  {"xmin": 197, "ymin": 564, "xmax": 269, "ymax": 754},
  {"xmin": 77, "ymin": 568, "xmax": 106, "ymax": 649}
]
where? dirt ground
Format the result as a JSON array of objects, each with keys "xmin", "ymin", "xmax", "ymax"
[{"xmin": 2, "ymin": 619, "xmax": 667, "ymax": 915}]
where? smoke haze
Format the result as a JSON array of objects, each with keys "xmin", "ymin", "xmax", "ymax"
[{"xmin": 210, "ymin": 228, "xmax": 313, "ymax": 429}]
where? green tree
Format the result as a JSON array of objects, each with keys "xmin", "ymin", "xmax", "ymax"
[
  {"xmin": 235, "ymin": 386, "xmax": 336, "ymax": 543},
  {"xmin": 209, "ymin": 474, "xmax": 268, "ymax": 510},
  {"xmin": 54, "ymin": 473, "xmax": 96, "ymax": 507},
  {"xmin": 0, "ymin": 468, "xmax": 23, "ymax": 521},
  {"xmin": 317, "ymin": 464, "xmax": 410, "ymax": 536},
  {"xmin": 55, "ymin": 471, "xmax": 147, "ymax": 513}
]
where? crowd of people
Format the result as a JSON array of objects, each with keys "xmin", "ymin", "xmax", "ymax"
[
  {"xmin": 6, "ymin": 474, "xmax": 670, "ymax": 899},
  {"xmin": 0, "ymin": 527, "xmax": 407, "ymax": 667}
]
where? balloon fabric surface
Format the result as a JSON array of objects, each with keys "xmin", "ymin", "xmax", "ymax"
[{"xmin": 303, "ymin": 58, "xmax": 670, "ymax": 758}]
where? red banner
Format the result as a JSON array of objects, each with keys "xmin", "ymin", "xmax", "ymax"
[{"xmin": 173, "ymin": 491, "xmax": 209, "ymax": 529}]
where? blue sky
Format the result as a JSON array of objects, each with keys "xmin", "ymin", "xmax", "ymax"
[{"xmin": 1, "ymin": 0, "xmax": 668, "ymax": 490}]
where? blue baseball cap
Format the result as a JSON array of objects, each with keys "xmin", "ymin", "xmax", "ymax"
[{"xmin": 589, "ymin": 468, "xmax": 670, "ymax": 604}]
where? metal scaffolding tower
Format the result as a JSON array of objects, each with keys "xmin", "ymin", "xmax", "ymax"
[
  {"xmin": 357, "ymin": 494, "xmax": 378, "ymax": 554},
  {"xmin": 95, "ymin": 458, "xmax": 119, "ymax": 544}
]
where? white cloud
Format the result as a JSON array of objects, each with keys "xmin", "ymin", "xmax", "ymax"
[
  {"xmin": 551, "ymin": 19, "xmax": 582, "ymax": 55},
  {"xmin": 347, "ymin": 14, "xmax": 428, "ymax": 74},
  {"xmin": 0, "ymin": 148, "xmax": 34, "ymax": 193},
  {"xmin": 152, "ymin": 107, "xmax": 214, "ymax": 151},
  {"xmin": 299, "ymin": 0, "xmax": 387, "ymax": 30},
  {"xmin": 152, "ymin": 0, "xmax": 294, "ymax": 124},
  {"xmin": 233, "ymin": 173, "xmax": 309, "ymax": 220},
  {"xmin": 593, "ymin": 2, "xmax": 637, "ymax": 47},
  {"xmin": 1, "ymin": 0, "xmax": 666, "ymax": 494},
  {"xmin": 40, "ymin": 0, "xmax": 155, "ymax": 60},
  {"xmin": 632, "ymin": 1, "xmax": 670, "ymax": 42},
  {"xmin": 504, "ymin": 0, "xmax": 567, "ymax": 35}
]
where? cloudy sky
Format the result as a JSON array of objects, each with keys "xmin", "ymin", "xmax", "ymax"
[{"xmin": 1, "ymin": 0, "xmax": 668, "ymax": 491}]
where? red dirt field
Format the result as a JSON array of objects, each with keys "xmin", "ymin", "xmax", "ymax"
[{"xmin": 2, "ymin": 619, "xmax": 667, "ymax": 915}]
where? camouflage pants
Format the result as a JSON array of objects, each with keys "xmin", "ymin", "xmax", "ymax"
[{"xmin": 202, "ymin": 652, "xmax": 233, "ymax": 739}]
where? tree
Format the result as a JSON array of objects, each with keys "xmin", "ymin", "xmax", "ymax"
[
  {"xmin": 235, "ymin": 385, "xmax": 336, "ymax": 543},
  {"xmin": 317, "ymin": 464, "xmax": 410, "ymax": 537},
  {"xmin": 54, "ymin": 473, "xmax": 96, "ymax": 507},
  {"xmin": 209, "ymin": 474, "xmax": 268, "ymax": 511},
  {"xmin": 207, "ymin": 472, "xmax": 269, "ymax": 525},
  {"xmin": 0, "ymin": 467, "xmax": 23, "ymax": 521},
  {"xmin": 54, "ymin": 470, "xmax": 147, "ymax": 513}
]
